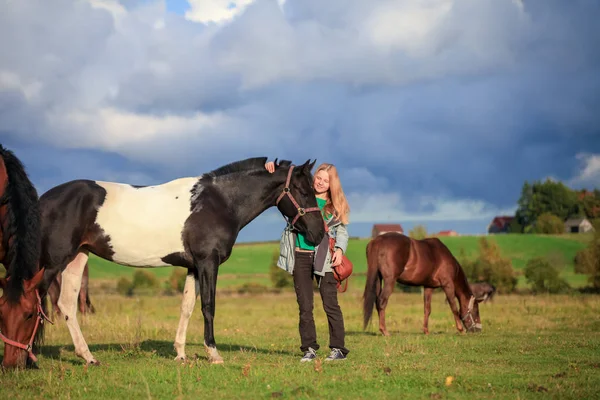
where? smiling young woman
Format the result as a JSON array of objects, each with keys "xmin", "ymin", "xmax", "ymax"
[{"xmin": 265, "ymin": 160, "xmax": 351, "ymax": 362}]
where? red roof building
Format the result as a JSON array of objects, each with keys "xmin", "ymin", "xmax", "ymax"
[
  {"xmin": 436, "ymin": 230, "xmax": 459, "ymax": 237},
  {"xmin": 487, "ymin": 216, "xmax": 515, "ymax": 234}
]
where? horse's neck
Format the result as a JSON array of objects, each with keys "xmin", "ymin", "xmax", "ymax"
[
  {"xmin": 454, "ymin": 267, "xmax": 473, "ymax": 315},
  {"xmin": 214, "ymin": 173, "xmax": 283, "ymax": 229}
]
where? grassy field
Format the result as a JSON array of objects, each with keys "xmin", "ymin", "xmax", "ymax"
[
  {"xmin": 84, "ymin": 233, "xmax": 593, "ymax": 291},
  {"xmin": 1, "ymin": 291, "xmax": 599, "ymax": 399}
]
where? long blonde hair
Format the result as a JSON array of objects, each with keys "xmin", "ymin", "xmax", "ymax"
[{"xmin": 314, "ymin": 163, "xmax": 350, "ymax": 225}]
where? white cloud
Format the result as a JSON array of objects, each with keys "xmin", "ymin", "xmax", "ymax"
[
  {"xmin": 569, "ymin": 153, "xmax": 600, "ymax": 188},
  {"xmin": 364, "ymin": 0, "xmax": 453, "ymax": 56},
  {"xmin": 347, "ymin": 191, "xmax": 516, "ymax": 223},
  {"xmin": 43, "ymin": 107, "xmax": 230, "ymax": 155},
  {"xmin": 88, "ymin": 0, "xmax": 127, "ymax": 16},
  {"xmin": 185, "ymin": 0, "xmax": 256, "ymax": 24},
  {"xmin": 0, "ymin": 70, "xmax": 42, "ymax": 101},
  {"xmin": 340, "ymin": 167, "xmax": 390, "ymax": 192}
]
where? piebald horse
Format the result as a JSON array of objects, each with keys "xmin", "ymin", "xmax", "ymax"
[
  {"xmin": 0, "ymin": 144, "xmax": 49, "ymax": 369},
  {"xmin": 39, "ymin": 157, "xmax": 325, "ymax": 365}
]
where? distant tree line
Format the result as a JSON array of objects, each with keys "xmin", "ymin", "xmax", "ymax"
[{"xmin": 510, "ymin": 179, "xmax": 600, "ymax": 234}]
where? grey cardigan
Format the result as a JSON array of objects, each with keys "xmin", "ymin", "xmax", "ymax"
[{"xmin": 277, "ymin": 215, "xmax": 349, "ymax": 277}]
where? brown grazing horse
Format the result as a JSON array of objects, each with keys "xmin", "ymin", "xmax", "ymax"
[
  {"xmin": 48, "ymin": 262, "xmax": 95, "ymax": 316},
  {"xmin": 363, "ymin": 232, "xmax": 482, "ymax": 336},
  {"xmin": 0, "ymin": 145, "xmax": 51, "ymax": 369}
]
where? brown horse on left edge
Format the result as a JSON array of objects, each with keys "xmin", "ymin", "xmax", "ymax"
[
  {"xmin": 0, "ymin": 144, "xmax": 50, "ymax": 369},
  {"xmin": 363, "ymin": 232, "xmax": 483, "ymax": 336}
]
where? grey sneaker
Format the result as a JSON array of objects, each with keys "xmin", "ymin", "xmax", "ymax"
[
  {"xmin": 325, "ymin": 348, "xmax": 346, "ymax": 361},
  {"xmin": 300, "ymin": 347, "xmax": 317, "ymax": 363}
]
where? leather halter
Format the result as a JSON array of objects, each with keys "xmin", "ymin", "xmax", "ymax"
[
  {"xmin": 275, "ymin": 165, "xmax": 321, "ymax": 227},
  {"xmin": 460, "ymin": 295, "xmax": 481, "ymax": 331},
  {"xmin": 0, "ymin": 290, "xmax": 54, "ymax": 363}
]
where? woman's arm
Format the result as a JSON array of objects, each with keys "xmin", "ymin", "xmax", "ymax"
[{"xmin": 334, "ymin": 223, "xmax": 349, "ymax": 254}]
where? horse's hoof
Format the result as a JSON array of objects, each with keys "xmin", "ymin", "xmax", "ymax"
[{"xmin": 209, "ymin": 357, "xmax": 224, "ymax": 365}]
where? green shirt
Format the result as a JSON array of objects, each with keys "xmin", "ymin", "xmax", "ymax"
[{"xmin": 295, "ymin": 197, "xmax": 328, "ymax": 250}]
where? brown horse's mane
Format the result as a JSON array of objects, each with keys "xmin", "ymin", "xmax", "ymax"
[
  {"xmin": 447, "ymin": 249, "xmax": 474, "ymax": 301},
  {"xmin": 0, "ymin": 145, "xmax": 41, "ymax": 304}
]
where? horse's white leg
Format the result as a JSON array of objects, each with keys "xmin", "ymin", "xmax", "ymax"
[
  {"xmin": 174, "ymin": 272, "xmax": 199, "ymax": 361},
  {"xmin": 57, "ymin": 250, "xmax": 98, "ymax": 364}
]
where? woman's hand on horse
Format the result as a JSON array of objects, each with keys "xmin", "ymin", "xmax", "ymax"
[
  {"xmin": 265, "ymin": 162, "xmax": 275, "ymax": 173},
  {"xmin": 331, "ymin": 248, "xmax": 343, "ymax": 266}
]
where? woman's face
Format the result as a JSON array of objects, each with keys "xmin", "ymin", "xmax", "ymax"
[{"xmin": 314, "ymin": 169, "xmax": 330, "ymax": 195}]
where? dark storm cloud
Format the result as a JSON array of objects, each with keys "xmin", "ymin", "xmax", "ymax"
[{"xmin": 0, "ymin": 0, "xmax": 598, "ymax": 236}]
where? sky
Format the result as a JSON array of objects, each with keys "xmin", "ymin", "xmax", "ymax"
[{"xmin": 1, "ymin": 0, "xmax": 599, "ymax": 242}]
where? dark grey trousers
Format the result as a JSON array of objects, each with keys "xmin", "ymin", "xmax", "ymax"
[{"xmin": 293, "ymin": 251, "xmax": 349, "ymax": 355}]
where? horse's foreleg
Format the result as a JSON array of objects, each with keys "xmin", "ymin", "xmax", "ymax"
[
  {"xmin": 174, "ymin": 270, "xmax": 199, "ymax": 361},
  {"xmin": 376, "ymin": 278, "xmax": 394, "ymax": 336},
  {"xmin": 441, "ymin": 284, "xmax": 464, "ymax": 333},
  {"xmin": 198, "ymin": 254, "xmax": 223, "ymax": 364},
  {"xmin": 423, "ymin": 288, "xmax": 433, "ymax": 334},
  {"xmin": 57, "ymin": 250, "xmax": 98, "ymax": 364}
]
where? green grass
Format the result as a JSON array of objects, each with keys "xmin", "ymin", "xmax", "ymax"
[
  {"xmin": 2, "ymin": 291, "xmax": 599, "ymax": 399},
  {"xmin": 85, "ymin": 233, "xmax": 593, "ymax": 289}
]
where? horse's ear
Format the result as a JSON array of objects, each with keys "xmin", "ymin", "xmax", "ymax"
[
  {"xmin": 301, "ymin": 159, "xmax": 314, "ymax": 174},
  {"xmin": 25, "ymin": 268, "xmax": 45, "ymax": 292},
  {"xmin": 309, "ymin": 159, "xmax": 316, "ymax": 171}
]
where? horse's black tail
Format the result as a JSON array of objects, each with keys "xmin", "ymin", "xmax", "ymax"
[
  {"xmin": 0, "ymin": 145, "xmax": 41, "ymax": 302},
  {"xmin": 363, "ymin": 239, "xmax": 381, "ymax": 330}
]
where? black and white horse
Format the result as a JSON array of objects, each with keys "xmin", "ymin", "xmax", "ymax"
[{"xmin": 39, "ymin": 157, "xmax": 325, "ymax": 365}]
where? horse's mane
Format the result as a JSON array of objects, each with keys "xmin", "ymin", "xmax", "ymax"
[
  {"xmin": 202, "ymin": 157, "xmax": 270, "ymax": 181},
  {"xmin": 0, "ymin": 145, "xmax": 41, "ymax": 304},
  {"xmin": 451, "ymin": 253, "xmax": 474, "ymax": 300},
  {"xmin": 200, "ymin": 157, "xmax": 295, "ymax": 183}
]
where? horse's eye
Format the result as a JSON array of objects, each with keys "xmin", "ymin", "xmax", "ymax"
[{"xmin": 25, "ymin": 313, "xmax": 34, "ymax": 321}]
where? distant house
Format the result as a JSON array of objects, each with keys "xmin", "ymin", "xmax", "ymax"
[
  {"xmin": 437, "ymin": 230, "xmax": 459, "ymax": 237},
  {"xmin": 564, "ymin": 218, "xmax": 595, "ymax": 234},
  {"xmin": 487, "ymin": 216, "xmax": 515, "ymax": 234},
  {"xmin": 371, "ymin": 224, "xmax": 404, "ymax": 238}
]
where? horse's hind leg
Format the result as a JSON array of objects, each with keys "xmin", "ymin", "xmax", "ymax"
[
  {"xmin": 441, "ymin": 284, "xmax": 464, "ymax": 333},
  {"xmin": 79, "ymin": 262, "xmax": 94, "ymax": 314},
  {"xmin": 174, "ymin": 270, "xmax": 199, "ymax": 361},
  {"xmin": 376, "ymin": 276, "xmax": 395, "ymax": 336},
  {"xmin": 57, "ymin": 250, "xmax": 98, "ymax": 364},
  {"xmin": 422, "ymin": 288, "xmax": 433, "ymax": 334},
  {"xmin": 48, "ymin": 277, "xmax": 61, "ymax": 316}
]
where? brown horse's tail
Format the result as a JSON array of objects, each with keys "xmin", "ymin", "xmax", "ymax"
[{"xmin": 363, "ymin": 239, "xmax": 381, "ymax": 330}]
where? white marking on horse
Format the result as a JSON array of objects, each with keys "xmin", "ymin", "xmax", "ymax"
[
  {"xmin": 95, "ymin": 178, "xmax": 199, "ymax": 267},
  {"xmin": 174, "ymin": 273, "xmax": 199, "ymax": 361},
  {"xmin": 468, "ymin": 295, "xmax": 475, "ymax": 313},
  {"xmin": 58, "ymin": 250, "xmax": 96, "ymax": 364}
]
